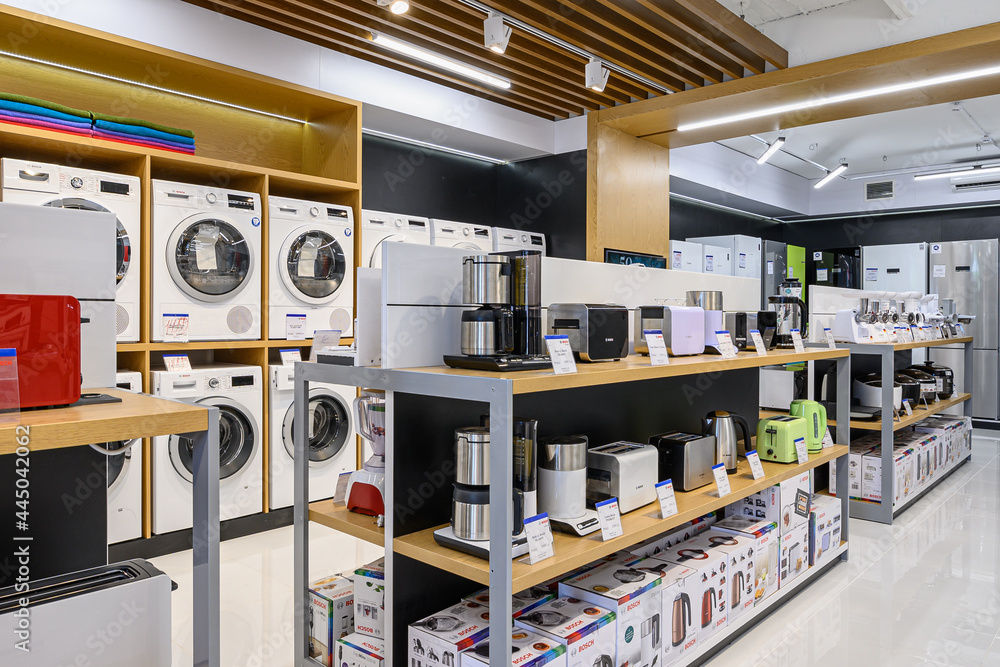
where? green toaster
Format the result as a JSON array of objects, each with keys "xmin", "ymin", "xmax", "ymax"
[{"xmin": 757, "ymin": 416, "xmax": 808, "ymax": 463}]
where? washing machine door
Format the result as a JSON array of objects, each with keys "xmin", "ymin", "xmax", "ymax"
[
  {"xmin": 169, "ymin": 397, "xmax": 258, "ymax": 482},
  {"xmin": 279, "ymin": 227, "xmax": 347, "ymax": 305},
  {"xmin": 368, "ymin": 233, "xmax": 411, "ymax": 268},
  {"xmin": 101, "ymin": 439, "xmax": 136, "ymax": 493},
  {"xmin": 44, "ymin": 197, "xmax": 131, "ymax": 286},
  {"xmin": 282, "ymin": 388, "xmax": 352, "ymax": 465},
  {"xmin": 167, "ymin": 215, "xmax": 254, "ymax": 303}
]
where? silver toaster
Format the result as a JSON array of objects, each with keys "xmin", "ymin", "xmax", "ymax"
[{"xmin": 586, "ymin": 441, "xmax": 658, "ymax": 513}]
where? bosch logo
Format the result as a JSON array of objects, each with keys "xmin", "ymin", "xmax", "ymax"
[
  {"xmin": 579, "ymin": 638, "xmax": 595, "ymax": 651},
  {"xmin": 626, "ymin": 600, "xmax": 641, "ymax": 612},
  {"xmin": 358, "ymin": 624, "xmax": 374, "ymax": 633},
  {"xmin": 514, "ymin": 654, "xmax": 532, "ymax": 665},
  {"xmin": 252, "ymin": 217, "xmax": 261, "ymax": 227},
  {"xmin": 345, "ymin": 228, "xmax": 352, "ymax": 236},
  {"xmin": 566, "ymin": 620, "xmax": 583, "ymax": 630},
  {"xmin": 458, "ymin": 626, "xmax": 476, "ymax": 636}
]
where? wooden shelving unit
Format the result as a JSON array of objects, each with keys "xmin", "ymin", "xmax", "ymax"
[
  {"xmin": 760, "ymin": 393, "xmax": 972, "ymax": 432},
  {"xmin": 308, "ymin": 500, "xmax": 384, "ymax": 546}
]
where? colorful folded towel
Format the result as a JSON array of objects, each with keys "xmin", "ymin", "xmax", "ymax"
[
  {"xmin": 0, "ymin": 115, "xmax": 91, "ymax": 136},
  {"xmin": 0, "ymin": 107, "xmax": 92, "ymax": 130},
  {"xmin": 93, "ymin": 119, "xmax": 195, "ymax": 145},
  {"xmin": 0, "ymin": 92, "xmax": 90, "ymax": 120},
  {"xmin": 0, "ymin": 99, "xmax": 94, "ymax": 125},
  {"xmin": 92, "ymin": 130, "xmax": 195, "ymax": 155},
  {"xmin": 90, "ymin": 111, "xmax": 194, "ymax": 139},
  {"xmin": 92, "ymin": 127, "xmax": 195, "ymax": 152}
]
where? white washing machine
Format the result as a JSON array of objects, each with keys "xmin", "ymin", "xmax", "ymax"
[
  {"xmin": 268, "ymin": 364, "xmax": 356, "ymax": 509},
  {"xmin": 151, "ymin": 180, "xmax": 262, "ymax": 341},
  {"xmin": 268, "ymin": 196, "xmax": 354, "ymax": 339},
  {"xmin": 96, "ymin": 371, "xmax": 144, "ymax": 544},
  {"xmin": 491, "ymin": 226, "xmax": 547, "ymax": 255},
  {"xmin": 1, "ymin": 158, "xmax": 142, "ymax": 342},
  {"xmin": 430, "ymin": 219, "xmax": 493, "ymax": 251},
  {"xmin": 151, "ymin": 364, "xmax": 263, "ymax": 534},
  {"xmin": 359, "ymin": 209, "xmax": 431, "ymax": 269}
]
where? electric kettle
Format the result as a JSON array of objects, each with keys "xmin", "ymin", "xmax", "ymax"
[
  {"xmin": 701, "ymin": 587, "xmax": 716, "ymax": 628},
  {"xmin": 732, "ymin": 570, "xmax": 745, "ymax": 607},
  {"xmin": 671, "ymin": 593, "xmax": 691, "ymax": 647},
  {"xmin": 789, "ymin": 399, "xmax": 827, "ymax": 452},
  {"xmin": 702, "ymin": 411, "xmax": 752, "ymax": 474}
]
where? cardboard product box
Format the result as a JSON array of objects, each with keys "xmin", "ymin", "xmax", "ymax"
[
  {"xmin": 460, "ymin": 628, "xmax": 567, "ymax": 667},
  {"xmin": 725, "ymin": 472, "xmax": 812, "ymax": 535},
  {"xmin": 629, "ymin": 558, "xmax": 699, "ymax": 666},
  {"xmin": 335, "ymin": 633, "xmax": 384, "ymax": 667},
  {"xmin": 779, "ymin": 521, "xmax": 810, "ymax": 588},
  {"xmin": 409, "ymin": 600, "xmax": 490, "ymax": 667},
  {"xmin": 514, "ymin": 596, "xmax": 617, "ymax": 667},
  {"xmin": 558, "ymin": 559, "xmax": 663, "ymax": 667},
  {"xmin": 712, "ymin": 516, "xmax": 779, "ymax": 606},
  {"xmin": 829, "ymin": 444, "xmax": 871, "ymax": 499},
  {"xmin": 309, "ymin": 575, "xmax": 355, "ymax": 666},
  {"xmin": 808, "ymin": 494, "xmax": 843, "ymax": 568},
  {"xmin": 463, "ymin": 586, "xmax": 555, "ymax": 619},
  {"xmin": 353, "ymin": 558, "xmax": 385, "ymax": 639},
  {"xmin": 629, "ymin": 513, "xmax": 716, "ymax": 559},
  {"xmin": 699, "ymin": 529, "xmax": 757, "ymax": 625},
  {"xmin": 656, "ymin": 533, "xmax": 730, "ymax": 644},
  {"xmin": 861, "ymin": 446, "xmax": 913, "ymax": 505}
]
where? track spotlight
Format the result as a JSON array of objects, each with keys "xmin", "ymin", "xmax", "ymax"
[
  {"xmin": 484, "ymin": 13, "xmax": 511, "ymax": 54},
  {"xmin": 815, "ymin": 163, "xmax": 848, "ymax": 189},
  {"xmin": 756, "ymin": 136, "xmax": 785, "ymax": 165},
  {"xmin": 376, "ymin": 0, "xmax": 409, "ymax": 14},
  {"xmin": 585, "ymin": 59, "xmax": 609, "ymax": 92}
]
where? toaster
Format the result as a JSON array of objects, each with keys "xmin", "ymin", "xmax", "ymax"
[
  {"xmin": 634, "ymin": 305, "xmax": 705, "ymax": 356},
  {"xmin": 586, "ymin": 441, "xmax": 658, "ymax": 513},
  {"xmin": 648, "ymin": 431, "xmax": 715, "ymax": 491},
  {"xmin": 547, "ymin": 303, "xmax": 629, "ymax": 362},
  {"xmin": 756, "ymin": 416, "xmax": 808, "ymax": 464},
  {"xmin": 724, "ymin": 311, "xmax": 757, "ymax": 350}
]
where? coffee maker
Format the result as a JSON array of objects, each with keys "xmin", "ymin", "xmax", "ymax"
[
  {"xmin": 346, "ymin": 390, "xmax": 386, "ymax": 516},
  {"xmin": 767, "ymin": 278, "xmax": 807, "ymax": 348},
  {"xmin": 445, "ymin": 250, "xmax": 550, "ymax": 371},
  {"xmin": 537, "ymin": 435, "xmax": 600, "ymax": 536}
]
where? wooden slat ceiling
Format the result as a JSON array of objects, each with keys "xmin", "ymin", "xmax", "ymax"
[{"xmin": 182, "ymin": 0, "xmax": 788, "ymax": 120}]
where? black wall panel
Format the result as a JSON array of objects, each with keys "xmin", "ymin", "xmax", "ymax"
[{"xmin": 670, "ymin": 198, "xmax": 784, "ymax": 244}]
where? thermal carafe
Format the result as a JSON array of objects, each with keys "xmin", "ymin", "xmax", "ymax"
[
  {"xmin": 497, "ymin": 249, "xmax": 543, "ymax": 356},
  {"xmin": 537, "ymin": 435, "xmax": 588, "ymax": 520},
  {"xmin": 451, "ymin": 426, "xmax": 523, "ymax": 541},
  {"xmin": 671, "ymin": 593, "xmax": 691, "ymax": 647},
  {"xmin": 768, "ymin": 278, "xmax": 808, "ymax": 348},
  {"xmin": 513, "ymin": 418, "xmax": 538, "ymax": 519}
]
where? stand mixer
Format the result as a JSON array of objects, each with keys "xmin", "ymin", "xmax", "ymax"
[{"xmin": 346, "ymin": 389, "xmax": 386, "ymax": 516}]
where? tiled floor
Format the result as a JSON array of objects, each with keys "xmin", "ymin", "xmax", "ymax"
[{"xmin": 153, "ymin": 434, "xmax": 1000, "ymax": 667}]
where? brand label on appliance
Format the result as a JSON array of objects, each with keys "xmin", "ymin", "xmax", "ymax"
[
  {"xmin": 750, "ymin": 329, "xmax": 768, "ymax": 357},
  {"xmin": 162, "ymin": 313, "xmax": 189, "ymax": 342},
  {"xmin": 822, "ymin": 428, "xmax": 834, "ymax": 449},
  {"xmin": 791, "ymin": 329, "xmax": 805, "ymax": 354},
  {"xmin": 739, "ymin": 253, "xmax": 747, "ymax": 269},
  {"xmin": 545, "ymin": 335, "xmax": 578, "ymax": 375},
  {"xmin": 523, "ymin": 513, "xmax": 555, "ymax": 565},
  {"xmin": 286, "ymin": 314, "xmax": 307, "ymax": 340},
  {"xmin": 795, "ymin": 437, "xmax": 809, "ymax": 464},
  {"xmin": 823, "ymin": 328, "xmax": 836, "ymax": 349},
  {"xmin": 766, "ymin": 260, "xmax": 774, "ymax": 275},
  {"xmin": 712, "ymin": 463, "xmax": 732, "ymax": 497},
  {"xmin": 933, "ymin": 264, "xmax": 946, "ymax": 278},
  {"xmin": 902, "ymin": 399, "xmax": 913, "ymax": 417},
  {"xmin": 715, "ymin": 331, "xmax": 738, "ymax": 359},
  {"xmin": 656, "ymin": 480, "xmax": 679, "ymax": 519},
  {"xmin": 595, "ymin": 498, "xmax": 624, "ymax": 541},
  {"xmin": 783, "ymin": 286, "xmax": 803, "ymax": 299},
  {"xmin": 931, "ymin": 244, "xmax": 942, "ymax": 254},
  {"xmin": 163, "ymin": 354, "xmax": 192, "ymax": 372},
  {"xmin": 813, "ymin": 252, "xmax": 823, "ymax": 260},
  {"xmin": 313, "ymin": 330, "xmax": 343, "ymax": 355},
  {"xmin": 816, "ymin": 268, "xmax": 829, "ymax": 282},
  {"xmin": 706, "ymin": 255, "xmax": 714, "ymax": 272},
  {"xmin": 746, "ymin": 450, "xmax": 766, "ymax": 480},
  {"xmin": 865, "ymin": 268, "xmax": 878, "ymax": 282},
  {"xmin": 643, "ymin": 330, "xmax": 670, "ymax": 366},
  {"xmin": 279, "ymin": 348, "xmax": 302, "ymax": 366}
]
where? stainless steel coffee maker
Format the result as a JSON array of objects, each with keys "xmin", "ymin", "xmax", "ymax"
[{"xmin": 767, "ymin": 278, "xmax": 807, "ymax": 348}]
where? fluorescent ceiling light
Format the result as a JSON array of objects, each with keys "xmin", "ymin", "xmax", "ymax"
[
  {"xmin": 484, "ymin": 14, "xmax": 511, "ymax": 54},
  {"xmin": 913, "ymin": 164, "xmax": 1000, "ymax": 181},
  {"xmin": 370, "ymin": 32, "xmax": 511, "ymax": 89},
  {"xmin": 585, "ymin": 59, "xmax": 610, "ymax": 92},
  {"xmin": 362, "ymin": 128, "xmax": 508, "ymax": 164},
  {"xmin": 377, "ymin": 0, "xmax": 410, "ymax": 14},
  {"xmin": 679, "ymin": 64, "xmax": 1000, "ymax": 132},
  {"xmin": 815, "ymin": 163, "xmax": 848, "ymax": 189},
  {"xmin": 756, "ymin": 136, "xmax": 785, "ymax": 165}
]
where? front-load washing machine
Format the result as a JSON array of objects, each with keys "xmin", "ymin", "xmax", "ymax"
[
  {"xmin": 430, "ymin": 219, "xmax": 493, "ymax": 251},
  {"xmin": 492, "ymin": 226, "xmax": 547, "ymax": 255},
  {"xmin": 151, "ymin": 364, "xmax": 263, "ymax": 533},
  {"xmin": 1, "ymin": 158, "xmax": 142, "ymax": 342},
  {"xmin": 360, "ymin": 209, "xmax": 431, "ymax": 269},
  {"xmin": 94, "ymin": 370, "xmax": 144, "ymax": 544},
  {"xmin": 152, "ymin": 180, "xmax": 262, "ymax": 341},
  {"xmin": 268, "ymin": 196, "xmax": 354, "ymax": 339},
  {"xmin": 268, "ymin": 364, "xmax": 356, "ymax": 509}
]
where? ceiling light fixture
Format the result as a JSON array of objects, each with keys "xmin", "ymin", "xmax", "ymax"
[
  {"xmin": 756, "ymin": 136, "xmax": 786, "ymax": 165},
  {"xmin": 376, "ymin": 0, "xmax": 410, "ymax": 14},
  {"xmin": 815, "ymin": 163, "xmax": 848, "ymax": 189},
  {"xmin": 362, "ymin": 127, "xmax": 507, "ymax": 164},
  {"xmin": 585, "ymin": 59, "xmax": 610, "ymax": 92},
  {"xmin": 678, "ymin": 64, "xmax": 1000, "ymax": 132},
  {"xmin": 484, "ymin": 13, "xmax": 511, "ymax": 54},
  {"xmin": 913, "ymin": 164, "xmax": 1000, "ymax": 181},
  {"xmin": 370, "ymin": 32, "xmax": 511, "ymax": 89}
]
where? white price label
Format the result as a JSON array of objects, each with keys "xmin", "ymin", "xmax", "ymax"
[
  {"xmin": 933, "ymin": 264, "xmax": 946, "ymax": 277},
  {"xmin": 523, "ymin": 513, "xmax": 555, "ymax": 564},
  {"xmin": 643, "ymin": 330, "xmax": 670, "ymax": 366},
  {"xmin": 816, "ymin": 268, "xmax": 829, "ymax": 282},
  {"xmin": 715, "ymin": 331, "xmax": 738, "ymax": 359},
  {"xmin": 933, "ymin": 325, "xmax": 942, "ymax": 340},
  {"xmin": 595, "ymin": 498, "xmax": 624, "ymax": 541},
  {"xmin": 795, "ymin": 437, "xmax": 809, "ymax": 464},
  {"xmin": 921, "ymin": 326, "xmax": 931, "ymax": 340},
  {"xmin": 712, "ymin": 463, "xmax": 732, "ymax": 498},
  {"xmin": 821, "ymin": 428, "xmax": 834, "ymax": 449},
  {"xmin": 872, "ymin": 326, "xmax": 888, "ymax": 343},
  {"xmin": 656, "ymin": 480, "xmax": 679, "ymax": 519},
  {"xmin": 865, "ymin": 268, "xmax": 878, "ymax": 282},
  {"xmin": 333, "ymin": 471, "xmax": 351, "ymax": 504},
  {"xmin": 903, "ymin": 400, "xmax": 914, "ymax": 416},
  {"xmin": 279, "ymin": 348, "xmax": 302, "ymax": 366},
  {"xmin": 739, "ymin": 253, "xmax": 747, "ymax": 269},
  {"xmin": 545, "ymin": 335, "xmax": 578, "ymax": 375},
  {"xmin": 162, "ymin": 313, "xmax": 189, "ymax": 342},
  {"xmin": 791, "ymin": 329, "xmax": 805, "ymax": 353},
  {"xmin": 824, "ymin": 328, "xmax": 836, "ymax": 349},
  {"xmin": 163, "ymin": 354, "xmax": 192, "ymax": 372},
  {"xmin": 957, "ymin": 323, "xmax": 966, "ymax": 336},
  {"xmin": 312, "ymin": 330, "xmax": 343, "ymax": 354},
  {"xmin": 750, "ymin": 329, "xmax": 768, "ymax": 357},
  {"xmin": 746, "ymin": 450, "xmax": 766, "ymax": 480},
  {"xmin": 286, "ymin": 314, "xmax": 307, "ymax": 340},
  {"xmin": 766, "ymin": 260, "xmax": 774, "ymax": 275}
]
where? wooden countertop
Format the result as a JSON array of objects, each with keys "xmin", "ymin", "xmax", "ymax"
[{"xmin": 761, "ymin": 393, "xmax": 971, "ymax": 432}]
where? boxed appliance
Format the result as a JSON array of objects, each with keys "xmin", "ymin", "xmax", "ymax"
[
  {"xmin": 310, "ymin": 575, "xmax": 355, "ymax": 666},
  {"xmin": 586, "ymin": 442, "xmax": 658, "ymax": 513},
  {"xmin": 809, "ymin": 494, "xmax": 843, "ymax": 568},
  {"xmin": 712, "ymin": 516, "xmax": 780, "ymax": 605},
  {"xmin": 559, "ymin": 559, "xmax": 663, "ymax": 667},
  {"xmin": 725, "ymin": 472, "xmax": 812, "ymax": 534},
  {"xmin": 335, "ymin": 633, "xmax": 384, "ymax": 667},
  {"xmin": 829, "ymin": 443, "xmax": 873, "ymax": 499},
  {"xmin": 656, "ymin": 534, "xmax": 729, "ymax": 643},
  {"xmin": 515, "ymin": 596, "xmax": 617, "ymax": 667},
  {"xmin": 779, "ymin": 520, "xmax": 810, "ymax": 587},
  {"xmin": 461, "ymin": 628, "xmax": 567, "ymax": 667},
  {"xmin": 861, "ymin": 446, "xmax": 914, "ymax": 505},
  {"xmin": 409, "ymin": 600, "xmax": 490, "ymax": 666},
  {"xmin": 700, "ymin": 530, "xmax": 757, "ymax": 624},
  {"xmin": 463, "ymin": 586, "xmax": 554, "ymax": 619},
  {"xmin": 629, "ymin": 513, "xmax": 717, "ymax": 559},
  {"xmin": 353, "ymin": 558, "xmax": 385, "ymax": 639},
  {"xmin": 628, "ymin": 557, "xmax": 700, "ymax": 664},
  {"xmin": 669, "ymin": 240, "xmax": 703, "ymax": 273},
  {"xmin": 546, "ymin": 303, "xmax": 629, "ymax": 362}
]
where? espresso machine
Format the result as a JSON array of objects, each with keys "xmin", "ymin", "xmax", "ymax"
[
  {"xmin": 767, "ymin": 278, "xmax": 807, "ymax": 348},
  {"xmin": 445, "ymin": 250, "xmax": 550, "ymax": 371},
  {"xmin": 346, "ymin": 390, "xmax": 386, "ymax": 516}
]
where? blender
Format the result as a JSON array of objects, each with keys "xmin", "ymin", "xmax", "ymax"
[{"xmin": 346, "ymin": 389, "xmax": 386, "ymax": 516}]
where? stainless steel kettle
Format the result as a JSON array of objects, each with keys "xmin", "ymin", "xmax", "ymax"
[{"xmin": 702, "ymin": 410, "xmax": 751, "ymax": 474}]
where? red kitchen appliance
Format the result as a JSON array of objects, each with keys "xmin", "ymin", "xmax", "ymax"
[
  {"xmin": 0, "ymin": 294, "xmax": 81, "ymax": 408},
  {"xmin": 701, "ymin": 587, "xmax": 716, "ymax": 628}
]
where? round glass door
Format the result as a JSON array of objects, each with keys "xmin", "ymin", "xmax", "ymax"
[
  {"xmin": 45, "ymin": 197, "xmax": 130, "ymax": 285},
  {"xmin": 282, "ymin": 390, "xmax": 350, "ymax": 465},
  {"xmin": 280, "ymin": 229, "xmax": 346, "ymax": 304},
  {"xmin": 369, "ymin": 233, "xmax": 408, "ymax": 268},
  {"xmin": 170, "ymin": 399, "xmax": 257, "ymax": 482},
  {"xmin": 167, "ymin": 217, "xmax": 253, "ymax": 303},
  {"xmin": 103, "ymin": 440, "xmax": 135, "ymax": 492}
]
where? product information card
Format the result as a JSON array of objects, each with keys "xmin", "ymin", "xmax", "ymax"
[
  {"xmin": 903, "ymin": 400, "xmax": 914, "ymax": 416},
  {"xmin": 279, "ymin": 349, "xmax": 302, "ymax": 366},
  {"xmin": 643, "ymin": 330, "xmax": 670, "ymax": 366},
  {"xmin": 746, "ymin": 450, "xmax": 766, "ymax": 480},
  {"xmin": 523, "ymin": 513, "xmax": 555, "ymax": 565},
  {"xmin": 791, "ymin": 329, "xmax": 806, "ymax": 354},
  {"xmin": 713, "ymin": 463, "xmax": 731, "ymax": 498},
  {"xmin": 715, "ymin": 331, "xmax": 738, "ymax": 359},
  {"xmin": 595, "ymin": 498, "xmax": 624, "ymax": 541},
  {"xmin": 286, "ymin": 314, "xmax": 307, "ymax": 340},
  {"xmin": 162, "ymin": 313, "xmax": 189, "ymax": 343},
  {"xmin": 824, "ymin": 328, "xmax": 837, "ymax": 349},
  {"xmin": 795, "ymin": 437, "xmax": 809, "ymax": 464},
  {"xmin": 545, "ymin": 335, "xmax": 578, "ymax": 375},
  {"xmin": 750, "ymin": 329, "xmax": 768, "ymax": 357},
  {"xmin": 164, "ymin": 354, "xmax": 192, "ymax": 372},
  {"xmin": 822, "ymin": 428, "xmax": 835, "ymax": 449},
  {"xmin": 656, "ymin": 480, "xmax": 679, "ymax": 519}
]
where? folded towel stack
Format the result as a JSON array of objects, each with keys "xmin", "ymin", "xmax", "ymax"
[
  {"xmin": 0, "ymin": 93, "xmax": 92, "ymax": 136},
  {"xmin": 91, "ymin": 112, "xmax": 195, "ymax": 155}
]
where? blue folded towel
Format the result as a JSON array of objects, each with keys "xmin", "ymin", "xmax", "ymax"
[
  {"xmin": 0, "ymin": 99, "xmax": 91, "ymax": 124},
  {"xmin": 0, "ymin": 107, "xmax": 91, "ymax": 129},
  {"xmin": 93, "ymin": 119, "xmax": 195, "ymax": 145},
  {"xmin": 93, "ymin": 127, "xmax": 195, "ymax": 152}
]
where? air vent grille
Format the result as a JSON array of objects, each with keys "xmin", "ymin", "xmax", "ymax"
[
  {"xmin": 865, "ymin": 180, "xmax": 894, "ymax": 201},
  {"xmin": 952, "ymin": 178, "xmax": 1000, "ymax": 192}
]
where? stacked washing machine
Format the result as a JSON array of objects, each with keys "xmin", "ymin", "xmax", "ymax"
[{"xmin": 359, "ymin": 209, "xmax": 431, "ymax": 268}]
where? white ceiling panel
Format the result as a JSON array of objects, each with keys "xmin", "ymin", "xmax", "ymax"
[{"xmin": 718, "ymin": 0, "xmax": 862, "ymax": 26}]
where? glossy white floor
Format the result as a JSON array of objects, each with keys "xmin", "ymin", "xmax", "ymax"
[{"xmin": 151, "ymin": 433, "xmax": 1000, "ymax": 667}]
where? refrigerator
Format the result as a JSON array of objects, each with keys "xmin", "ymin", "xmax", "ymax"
[
  {"xmin": 808, "ymin": 247, "xmax": 862, "ymax": 290},
  {"xmin": 928, "ymin": 239, "xmax": 999, "ymax": 420},
  {"xmin": 669, "ymin": 239, "xmax": 704, "ymax": 273},
  {"xmin": 861, "ymin": 242, "xmax": 929, "ymax": 293},
  {"xmin": 763, "ymin": 240, "xmax": 787, "ymax": 307},
  {"xmin": 703, "ymin": 243, "xmax": 732, "ymax": 275},
  {"xmin": 687, "ymin": 234, "xmax": 762, "ymax": 280}
]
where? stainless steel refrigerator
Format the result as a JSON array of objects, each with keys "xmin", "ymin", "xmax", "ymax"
[
  {"xmin": 763, "ymin": 240, "xmax": 787, "ymax": 306},
  {"xmin": 928, "ymin": 239, "xmax": 999, "ymax": 419}
]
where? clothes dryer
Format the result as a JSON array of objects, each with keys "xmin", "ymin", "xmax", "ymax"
[
  {"xmin": 430, "ymin": 219, "xmax": 492, "ymax": 251},
  {"xmin": 491, "ymin": 227, "xmax": 546, "ymax": 255},
  {"xmin": 359, "ymin": 209, "xmax": 431, "ymax": 269},
  {"xmin": 96, "ymin": 371, "xmax": 144, "ymax": 544}
]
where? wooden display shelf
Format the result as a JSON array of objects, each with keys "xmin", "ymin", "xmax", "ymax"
[
  {"xmin": 760, "ymin": 393, "xmax": 971, "ymax": 432},
  {"xmin": 843, "ymin": 336, "xmax": 972, "ymax": 352},
  {"xmin": 403, "ymin": 347, "xmax": 849, "ymax": 395},
  {"xmin": 308, "ymin": 500, "xmax": 385, "ymax": 546},
  {"xmin": 392, "ymin": 445, "xmax": 846, "ymax": 592},
  {"xmin": 118, "ymin": 339, "xmax": 353, "ymax": 352}
]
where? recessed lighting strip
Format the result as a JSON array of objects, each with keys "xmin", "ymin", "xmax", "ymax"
[
  {"xmin": 913, "ymin": 164, "xmax": 1000, "ymax": 181},
  {"xmin": 362, "ymin": 128, "xmax": 508, "ymax": 164},
  {"xmin": 371, "ymin": 32, "xmax": 511, "ymax": 90}
]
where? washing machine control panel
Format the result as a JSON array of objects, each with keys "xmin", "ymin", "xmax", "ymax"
[{"xmin": 208, "ymin": 377, "xmax": 220, "ymax": 389}]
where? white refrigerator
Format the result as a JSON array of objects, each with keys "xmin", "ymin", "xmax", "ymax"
[
  {"xmin": 861, "ymin": 242, "xmax": 929, "ymax": 293},
  {"xmin": 687, "ymin": 234, "xmax": 762, "ymax": 280}
]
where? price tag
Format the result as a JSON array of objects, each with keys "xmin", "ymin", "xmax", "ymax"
[
  {"xmin": 333, "ymin": 471, "xmax": 351, "ymax": 504},
  {"xmin": 595, "ymin": 498, "xmax": 624, "ymax": 541},
  {"xmin": 162, "ymin": 313, "xmax": 189, "ymax": 342},
  {"xmin": 545, "ymin": 335, "xmax": 578, "ymax": 375},
  {"xmin": 872, "ymin": 326, "xmax": 888, "ymax": 343},
  {"xmin": 286, "ymin": 314, "xmax": 307, "ymax": 340},
  {"xmin": 746, "ymin": 450, "xmax": 766, "ymax": 480},
  {"xmin": 279, "ymin": 348, "xmax": 302, "ymax": 366},
  {"xmin": 312, "ymin": 330, "xmax": 343, "ymax": 354},
  {"xmin": 795, "ymin": 437, "xmax": 809, "ymax": 464},
  {"xmin": 823, "ymin": 328, "xmax": 836, "ymax": 349},
  {"xmin": 933, "ymin": 325, "xmax": 943, "ymax": 340},
  {"xmin": 656, "ymin": 480, "xmax": 679, "ymax": 519},
  {"xmin": 903, "ymin": 400, "xmax": 913, "ymax": 416},
  {"xmin": 821, "ymin": 428, "xmax": 834, "ymax": 449},
  {"xmin": 643, "ymin": 330, "xmax": 670, "ymax": 366},
  {"xmin": 957, "ymin": 323, "xmax": 966, "ymax": 336},
  {"xmin": 791, "ymin": 329, "xmax": 805, "ymax": 353},
  {"xmin": 712, "ymin": 463, "xmax": 731, "ymax": 498},
  {"xmin": 523, "ymin": 513, "xmax": 555, "ymax": 564},
  {"xmin": 715, "ymin": 331, "xmax": 738, "ymax": 359},
  {"xmin": 163, "ymin": 354, "xmax": 192, "ymax": 372},
  {"xmin": 750, "ymin": 329, "xmax": 768, "ymax": 357},
  {"xmin": 910, "ymin": 325, "xmax": 920, "ymax": 341}
]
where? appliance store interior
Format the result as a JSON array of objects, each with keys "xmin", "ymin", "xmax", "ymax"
[{"xmin": 4, "ymin": 0, "xmax": 1000, "ymax": 665}]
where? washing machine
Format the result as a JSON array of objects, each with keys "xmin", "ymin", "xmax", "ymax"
[
  {"xmin": 492, "ymin": 226, "xmax": 547, "ymax": 255},
  {"xmin": 151, "ymin": 180, "xmax": 262, "ymax": 341},
  {"xmin": 268, "ymin": 364, "xmax": 356, "ymax": 509},
  {"xmin": 268, "ymin": 196, "xmax": 354, "ymax": 340},
  {"xmin": 359, "ymin": 209, "xmax": 431, "ymax": 269},
  {"xmin": 430, "ymin": 219, "xmax": 493, "ymax": 251},
  {"xmin": 151, "ymin": 364, "xmax": 263, "ymax": 534},
  {"xmin": 96, "ymin": 371, "xmax": 143, "ymax": 544},
  {"xmin": 1, "ymin": 158, "xmax": 142, "ymax": 342}
]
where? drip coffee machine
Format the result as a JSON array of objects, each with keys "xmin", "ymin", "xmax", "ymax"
[{"xmin": 346, "ymin": 390, "xmax": 385, "ymax": 516}]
